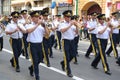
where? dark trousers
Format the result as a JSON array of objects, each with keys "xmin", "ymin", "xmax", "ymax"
[
  {"xmin": 119, "ymin": 29, "xmax": 120, "ymax": 44},
  {"xmin": 91, "ymin": 39, "xmax": 110, "ymax": 72},
  {"xmin": 0, "ymin": 37, "xmax": 3, "ymax": 51},
  {"xmin": 106, "ymin": 33, "xmax": 119, "ymax": 58},
  {"xmin": 54, "ymin": 31, "xmax": 61, "ymax": 50},
  {"xmin": 42, "ymin": 37, "xmax": 50, "ymax": 65},
  {"xmin": 10, "ymin": 38, "xmax": 22, "ymax": 68},
  {"xmin": 85, "ymin": 34, "xmax": 97, "ymax": 57},
  {"xmin": 61, "ymin": 39, "xmax": 76, "ymax": 74},
  {"xmin": 49, "ymin": 35, "xmax": 55, "ymax": 57},
  {"xmin": 74, "ymin": 35, "xmax": 79, "ymax": 62},
  {"xmin": 83, "ymin": 28, "xmax": 89, "ymax": 39},
  {"xmin": 30, "ymin": 43, "xmax": 43, "ymax": 79},
  {"xmin": 23, "ymin": 33, "xmax": 29, "ymax": 58}
]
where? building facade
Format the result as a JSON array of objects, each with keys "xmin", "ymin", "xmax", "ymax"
[
  {"xmin": 11, "ymin": 0, "xmax": 75, "ymax": 15},
  {"xmin": 11, "ymin": 0, "xmax": 52, "ymax": 12},
  {"xmin": 11, "ymin": 0, "xmax": 120, "ymax": 16},
  {"xmin": 0, "ymin": 0, "xmax": 11, "ymax": 15},
  {"xmin": 78, "ymin": 0, "xmax": 120, "ymax": 17}
]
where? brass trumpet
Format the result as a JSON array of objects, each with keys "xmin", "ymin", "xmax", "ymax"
[
  {"xmin": 0, "ymin": 16, "xmax": 5, "ymax": 22},
  {"xmin": 117, "ymin": 25, "xmax": 120, "ymax": 29}
]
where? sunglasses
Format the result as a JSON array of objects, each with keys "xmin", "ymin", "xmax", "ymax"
[{"xmin": 13, "ymin": 16, "xmax": 19, "ymax": 18}]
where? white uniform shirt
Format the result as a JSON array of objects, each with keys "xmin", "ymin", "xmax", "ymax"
[
  {"xmin": 59, "ymin": 21, "xmax": 76, "ymax": 40},
  {"xmin": 26, "ymin": 22, "xmax": 45, "ymax": 43},
  {"xmin": 5, "ymin": 20, "xmax": 23, "ymax": 39},
  {"xmin": 18, "ymin": 18, "xmax": 26, "ymax": 24},
  {"xmin": 96, "ymin": 23, "xmax": 111, "ymax": 39},
  {"xmin": 111, "ymin": 19, "xmax": 119, "ymax": 34},
  {"xmin": 87, "ymin": 19, "xmax": 97, "ymax": 34},
  {"xmin": 53, "ymin": 20, "xmax": 61, "ymax": 31},
  {"xmin": 49, "ymin": 21, "xmax": 55, "ymax": 36},
  {"xmin": 18, "ymin": 18, "xmax": 26, "ymax": 31}
]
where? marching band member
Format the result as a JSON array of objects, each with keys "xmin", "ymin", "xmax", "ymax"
[
  {"xmin": 0, "ymin": 22, "xmax": 5, "ymax": 51},
  {"xmin": 47, "ymin": 17, "xmax": 56, "ymax": 58},
  {"xmin": 91, "ymin": 14, "xmax": 112, "ymax": 75},
  {"xmin": 106, "ymin": 12, "xmax": 120, "ymax": 58},
  {"xmin": 71, "ymin": 15, "xmax": 79, "ymax": 64},
  {"xmin": 59, "ymin": 10, "xmax": 77, "ymax": 77},
  {"xmin": 27, "ymin": 11, "xmax": 49, "ymax": 80},
  {"xmin": 41, "ymin": 10, "xmax": 51, "ymax": 67},
  {"xmin": 85, "ymin": 12, "xmax": 98, "ymax": 58},
  {"xmin": 19, "ymin": 10, "xmax": 29, "ymax": 59},
  {"xmin": 53, "ymin": 15, "xmax": 62, "ymax": 51},
  {"xmin": 5, "ymin": 11, "xmax": 26, "ymax": 72}
]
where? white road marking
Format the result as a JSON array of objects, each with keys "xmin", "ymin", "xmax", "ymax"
[{"xmin": 3, "ymin": 48, "xmax": 84, "ymax": 80}]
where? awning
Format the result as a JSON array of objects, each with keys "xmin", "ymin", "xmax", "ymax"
[
  {"xmin": 11, "ymin": 0, "xmax": 25, "ymax": 6},
  {"xmin": 31, "ymin": 7, "xmax": 48, "ymax": 10}
]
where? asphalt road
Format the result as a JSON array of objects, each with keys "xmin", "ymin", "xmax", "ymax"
[{"xmin": 0, "ymin": 35, "xmax": 120, "ymax": 80}]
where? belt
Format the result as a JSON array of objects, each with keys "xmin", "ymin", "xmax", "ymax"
[{"xmin": 10, "ymin": 37, "xmax": 22, "ymax": 40}]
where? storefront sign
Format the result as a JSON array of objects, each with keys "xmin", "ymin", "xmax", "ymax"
[{"xmin": 58, "ymin": 2, "xmax": 70, "ymax": 7}]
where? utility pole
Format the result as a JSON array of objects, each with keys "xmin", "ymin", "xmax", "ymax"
[
  {"xmin": 76, "ymin": 0, "xmax": 78, "ymax": 15},
  {"xmin": 0, "ymin": 0, "xmax": 1, "ymax": 14}
]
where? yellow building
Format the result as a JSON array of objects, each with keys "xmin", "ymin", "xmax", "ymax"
[{"xmin": 78, "ymin": 0, "xmax": 120, "ymax": 16}]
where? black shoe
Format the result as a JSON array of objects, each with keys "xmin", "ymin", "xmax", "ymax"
[
  {"xmin": 28, "ymin": 66, "xmax": 34, "ymax": 76},
  {"xmin": 76, "ymin": 54, "xmax": 79, "ymax": 57},
  {"xmin": 10, "ymin": 59, "xmax": 14, "ymax": 67},
  {"xmin": 16, "ymin": 67, "xmax": 20, "ymax": 72},
  {"xmin": 116, "ymin": 61, "xmax": 120, "ymax": 66},
  {"xmin": 67, "ymin": 73, "xmax": 73, "ymax": 77},
  {"xmin": 91, "ymin": 65, "xmax": 98, "ymax": 69},
  {"xmin": 60, "ymin": 62, "xmax": 65, "ymax": 71},
  {"xmin": 73, "ymin": 62, "xmax": 78, "ymax": 65},
  {"xmin": 26, "ymin": 56, "xmax": 29, "ymax": 59},
  {"xmin": 50, "ymin": 56, "xmax": 54, "ymax": 58},
  {"xmin": 85, "ymin": 55, "xmax": 90, "ymax": 59},
  {"xmin": 0, "ymin": 49, "xmax": 2, "ymax": 51},
  {"xmin": 47, "ymin": 64, "xmax": 51, "ymax": 67},
  {"xmin": 105, "ymin": 71, "xmax": 111, "ymax": 75},
  {"xmin": 107, "ymin": 54, "xmax": 111, "ymax": 57},
  {"xmin": 36, "ymin": 77, "xmax": 40, "ymax": 80},
  {"xmin": 115, "ymin": 57, "xmax": 118, "ymax": 59},
  {"xmin": 54, "ymin": 46, "xmax": 57, "ymax": 49},
  {"xmin": 40, "ymin": 60, "xmax": 44, "ymax": 63}
]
